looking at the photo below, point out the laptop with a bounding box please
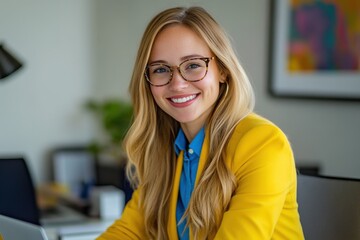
[0,214,48,240]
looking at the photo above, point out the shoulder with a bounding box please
[226,113,294,172]
[230,113,287,145]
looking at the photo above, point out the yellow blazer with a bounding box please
[97,114,304,239]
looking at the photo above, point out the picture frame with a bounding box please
[268,0,360,100]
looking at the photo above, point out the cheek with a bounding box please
[150,87,159,98]
[203,67,221,84]
[198,75,221,95]
[150,87,164,105]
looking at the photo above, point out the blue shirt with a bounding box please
[174,127,205,240]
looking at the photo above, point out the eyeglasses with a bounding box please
[145,57,215,87]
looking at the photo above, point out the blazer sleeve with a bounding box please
[214,124,298,239]
[96,188,147,240]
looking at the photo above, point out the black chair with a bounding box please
[0,157,40,225]
[297,173,360,240]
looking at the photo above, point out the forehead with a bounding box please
[149,24,211,62]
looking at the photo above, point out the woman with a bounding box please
[97,6,304,240]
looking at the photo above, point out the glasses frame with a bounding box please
[145,57,215,87]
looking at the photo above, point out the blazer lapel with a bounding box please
[167,151,183,239]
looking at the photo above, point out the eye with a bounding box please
[151,65,170,74]
[185,63,201,70]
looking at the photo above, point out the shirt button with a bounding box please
[188,148,194,154]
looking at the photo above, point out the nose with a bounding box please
[168,67,188,90]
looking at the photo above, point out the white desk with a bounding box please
[41,205,114,240]
[44,220,113,240]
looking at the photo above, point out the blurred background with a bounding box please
[0,0,359,187]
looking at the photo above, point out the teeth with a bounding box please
[171,95,196,103]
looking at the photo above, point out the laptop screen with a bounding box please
[0,214,48,240]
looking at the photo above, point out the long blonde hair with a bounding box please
[124,6,254,239]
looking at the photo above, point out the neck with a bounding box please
[180,123,203,142]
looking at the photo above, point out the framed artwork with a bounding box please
[269,0,360,100]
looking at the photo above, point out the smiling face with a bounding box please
[148,24,225,140]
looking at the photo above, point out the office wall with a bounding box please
[0,0,97,183]
[0,0,359,184]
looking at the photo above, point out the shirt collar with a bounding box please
[174,127,205,157]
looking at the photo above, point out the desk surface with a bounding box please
[44,220,113,240]
[41,205,113,240]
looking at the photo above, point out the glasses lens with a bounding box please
[145,58,210,86]
[146,64,171,86]
[180,58,207,81]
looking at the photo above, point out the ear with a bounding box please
[219,70,227,83]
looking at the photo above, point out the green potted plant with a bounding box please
[85,99,133,164]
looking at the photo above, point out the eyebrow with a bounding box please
[148,54,207,65]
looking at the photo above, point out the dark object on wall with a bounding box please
[297,164,320,175]
[0,44,23,80]
[0,157,40,225]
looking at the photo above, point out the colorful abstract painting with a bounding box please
[288,0,360,72]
